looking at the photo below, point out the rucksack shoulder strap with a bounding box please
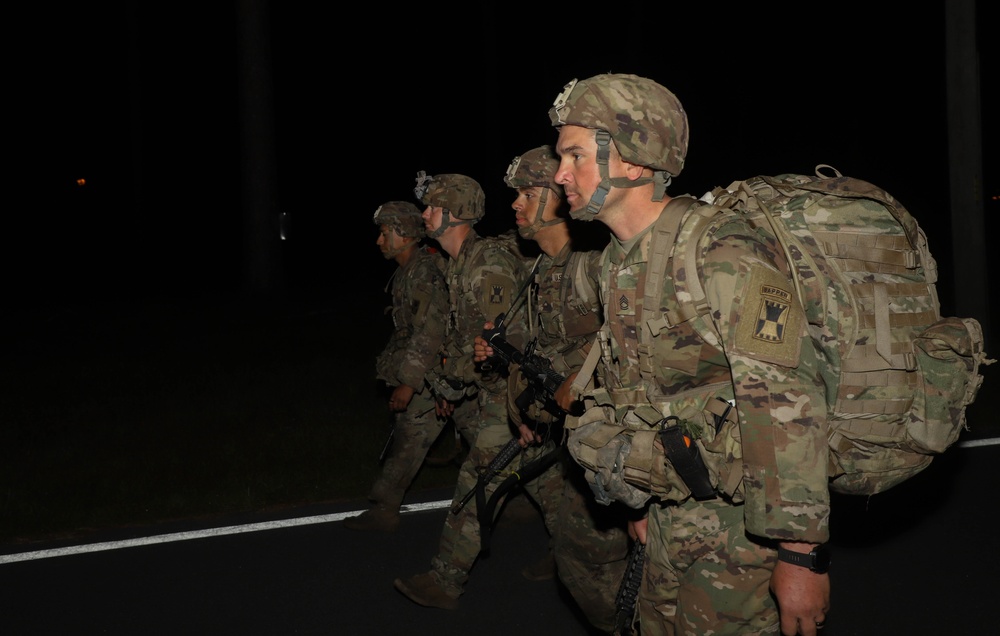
[642,196,704,338]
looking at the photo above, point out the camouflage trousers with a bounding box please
[639,498,780,636]
[431,390,513,594]
[368,390,446,511]
[549,458,631,633]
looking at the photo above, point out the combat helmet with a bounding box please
[414,171,485,239]
[373,200,424,259]
[504,145,566,239]
[548,73,689,219]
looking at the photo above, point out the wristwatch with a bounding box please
[777,544,831,574]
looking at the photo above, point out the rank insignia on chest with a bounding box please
[752,285,793,343]
[619,294,629,311]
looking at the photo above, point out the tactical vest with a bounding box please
[534,245,602,376]
[580,199,745,502]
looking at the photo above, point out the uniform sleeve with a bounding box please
[471,244,530,353]
[701,225,830,543]
[397,254,449,390]
[552,249,604,372]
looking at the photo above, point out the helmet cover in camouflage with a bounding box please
[373,200,424,238]
[413,171,485,222]
[504,145,565,198]
[548,73,689,177]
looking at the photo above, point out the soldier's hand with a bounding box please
[473,321,495,362]
[435,397,456,418]
[389,384,416,412]
[770,550,830,636]
[516,422,538,447]
[554,373,579,411]
[628,517,648,545]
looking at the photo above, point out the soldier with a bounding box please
[343,201,451,533]
[548,74,832,635]
[393,172,533,610]
[474,144,631,633]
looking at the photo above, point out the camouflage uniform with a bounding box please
[503,146,631,633]
[550,75,831,635]
[369,247,450,511]
[401,173,533,603]
[348,201,450,531]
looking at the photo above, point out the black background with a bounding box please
[10,2,997,316]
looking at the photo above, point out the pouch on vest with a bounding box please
[566,410,652,509]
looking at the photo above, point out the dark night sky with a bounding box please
[11,2,996,316]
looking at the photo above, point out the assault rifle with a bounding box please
[480,325,584,419]
[612,540,645,636]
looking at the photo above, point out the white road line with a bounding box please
[3,437,998,565]
[0,500,450,565]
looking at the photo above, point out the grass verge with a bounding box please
[0,295,463,546]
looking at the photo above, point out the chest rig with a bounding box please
[591,198,731,423]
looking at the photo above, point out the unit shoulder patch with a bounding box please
[481,271,514,319]
[733,263,803,368]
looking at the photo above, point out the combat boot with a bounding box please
[521,552,556,581]
[342,505,400,532]
[393,571,460,610]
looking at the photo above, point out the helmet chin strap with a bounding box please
[518,187,565,239]
[570,130,672,221]
[425,210,472,239]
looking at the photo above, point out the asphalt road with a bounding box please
[1,440,996,636]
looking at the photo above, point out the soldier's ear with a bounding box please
[623,160,648,182]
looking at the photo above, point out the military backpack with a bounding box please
[647,165,993,496]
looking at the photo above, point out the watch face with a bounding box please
[811,545,831,573]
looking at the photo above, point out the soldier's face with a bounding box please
[511,186,542,223]
[376,224,404,259]
[554,125,601,214]
[512,186,563,240]
[422,205,443,234]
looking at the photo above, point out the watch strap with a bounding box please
[777,544,830,573]
[777,546,811,569]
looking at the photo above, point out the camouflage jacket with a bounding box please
[592,200,830,543]
[375,245,449,392]
[534,243,603,377]
[441,230,532,395]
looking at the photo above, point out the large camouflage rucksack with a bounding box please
[648,165,993,496]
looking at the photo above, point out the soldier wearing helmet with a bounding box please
[550,74,832,634]
[372,200,425,258]
[549,73,688,221]
[344,201,450,533]
[414,171,486,239]
[395,171,534,611]
[503,144,567,239]
[473,144,630,632]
